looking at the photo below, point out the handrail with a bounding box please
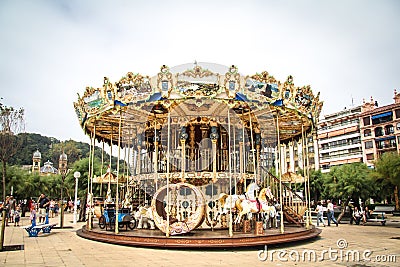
[260,166,305,203]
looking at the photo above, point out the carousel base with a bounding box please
[77,224,321,248]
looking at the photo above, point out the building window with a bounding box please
[365,141,373,149]
[396,109,400,119]
[363,117,371,126]
[374,127,384,137]
[385,125,394,135]
[372,112,393,125]
[390,138,396,148]
[366,153,374,160]
[322,164,330,170]
[376,140,384,149]
[364,129,372,137]
[397,122,400,130]
[308,146,314,153]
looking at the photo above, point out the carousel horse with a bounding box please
[134,205,155,229]
[121,192,133,210]
[86,193,94,219]
[234,187,276,224]
[215,182,260,221]
[262,202,278,229]
[105,188,113,204]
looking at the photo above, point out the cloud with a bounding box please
[0,0,399,142]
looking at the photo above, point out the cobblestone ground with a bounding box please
[0,213,399,267]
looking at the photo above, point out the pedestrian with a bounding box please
[363,206,372,224]
[14,206,21,226]
[68,199,73,213]
[8,196,16,223]
[29,205,37,225]
[353,206,363,225]
[49,199,55,218]
[38,193,50,223]
[315,201,326,227]
[348,203,354,225]
[327,200,338,226]
[54,199,59,216]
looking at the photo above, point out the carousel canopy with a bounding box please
[74,62,323,146]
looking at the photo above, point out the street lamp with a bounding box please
[73,171,80,224]
[59,151,68,229]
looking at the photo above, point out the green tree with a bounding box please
[0,102,25,201]
[372,152,400,210]
[324,162,374,222]
[64,157,105,221]
[309,169,326,203]
[0,101,25,251]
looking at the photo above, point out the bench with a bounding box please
[373,205,395,214]
[366,212,386,226]
[22,223,57,237]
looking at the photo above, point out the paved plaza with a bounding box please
[0,213,399,267]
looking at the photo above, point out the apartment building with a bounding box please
[360,91,400,167]
[317,106,363,173]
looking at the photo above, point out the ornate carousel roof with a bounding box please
[74,62,323,145]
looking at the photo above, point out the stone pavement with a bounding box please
[0,212,399,267]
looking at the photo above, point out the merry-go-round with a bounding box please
[74,62,323,248]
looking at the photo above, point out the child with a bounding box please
[29,205,37,226]
[14,206,21,226]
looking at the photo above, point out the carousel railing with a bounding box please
[261,167,307,225]
[138,148,241,174]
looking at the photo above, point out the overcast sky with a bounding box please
[1,0,399,144]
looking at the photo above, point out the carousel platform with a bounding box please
[77,224,321,248]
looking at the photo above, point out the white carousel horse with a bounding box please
[121,192,132,210]
[264,186,275,201]
[134,205,155,229]
[262,203,278,229]
[215,182,260,221]
[105,188,113,204]
[234,187,276,224]
[85,193,94,219]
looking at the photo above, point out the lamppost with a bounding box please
[59,151,68,229]
[73,171,80,224]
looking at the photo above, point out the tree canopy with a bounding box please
[323,162,374,205]
[372,152,400,210]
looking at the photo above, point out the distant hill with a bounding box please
[10,133,116,167]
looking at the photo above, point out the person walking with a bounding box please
[315,201,326,227]
[327,200,338,226]
[8,196,16,223]
[38,193,50,223]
